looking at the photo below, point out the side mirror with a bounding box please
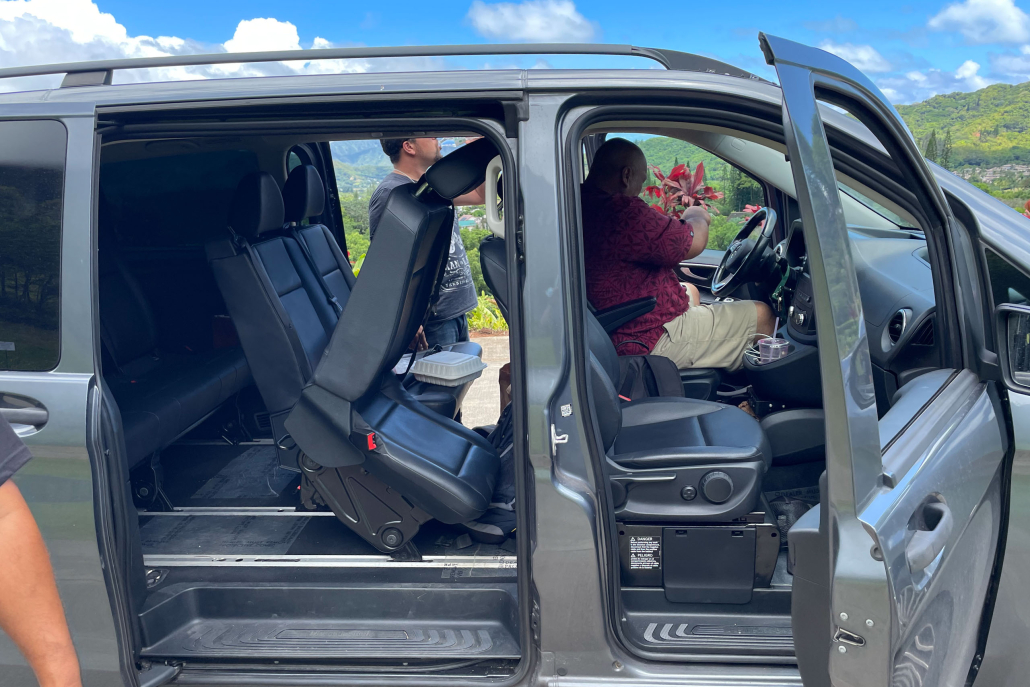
[997,304,1030,388]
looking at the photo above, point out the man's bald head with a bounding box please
[585,138,648,197]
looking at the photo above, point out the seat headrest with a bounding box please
[229,171,284,240]
[425,137,499,200]
[283,165,326,223]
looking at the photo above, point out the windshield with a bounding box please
[838,182,920,231]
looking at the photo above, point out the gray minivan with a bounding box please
[1,34,1029,687]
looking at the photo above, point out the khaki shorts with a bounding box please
[651,301,760,372]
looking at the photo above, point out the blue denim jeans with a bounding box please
[424,314,470,347]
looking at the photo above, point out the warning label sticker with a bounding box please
[629,536,661,570]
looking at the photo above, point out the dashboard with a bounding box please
[773,221,939,409]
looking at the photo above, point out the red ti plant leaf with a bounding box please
[1023,200,1030,219]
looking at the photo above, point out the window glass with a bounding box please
[287,149,303,174]
[985,247,1030,307]
[838,181,919,230]
[0,120,66,371]
[603,133,767,251]
[100,149,259,247]
[985,247,1030,383]
[328,140,391,268]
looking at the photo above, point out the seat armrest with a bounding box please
[593,297,657,334]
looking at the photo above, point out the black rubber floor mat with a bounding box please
[139,515,309,555]
[191,445,296,500]
[159,443,300,508]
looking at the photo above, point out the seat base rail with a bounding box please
[299,454,431,556]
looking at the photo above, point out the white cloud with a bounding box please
[928,0,1030,44]
[467,0,596,42]
[818,41,892,72]
[876,60,994,103]
[987,43,1030,78]
[223,18,302,53]
[0,0,448,92]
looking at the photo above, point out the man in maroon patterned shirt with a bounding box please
[582,139,775,370]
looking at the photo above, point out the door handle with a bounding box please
[906,501,953,572]
[1,395,49,430]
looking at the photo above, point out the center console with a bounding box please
[743,329,821,409]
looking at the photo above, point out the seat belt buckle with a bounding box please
[366,432,378,451]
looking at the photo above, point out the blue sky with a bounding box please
[3,0,1030,102]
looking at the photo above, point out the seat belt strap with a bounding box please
[234,232,313,380]
[291,226,344,317]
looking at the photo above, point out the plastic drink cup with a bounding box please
[758,337,790,363]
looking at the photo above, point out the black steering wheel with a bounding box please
[710,207,778,297]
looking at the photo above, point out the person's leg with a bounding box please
[456,313,470,342]
[755,300,776,336]
[423,316,464,347]
[651,300,762,371]
[685,282,701,308]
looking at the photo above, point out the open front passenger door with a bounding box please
[760,33,1009,687]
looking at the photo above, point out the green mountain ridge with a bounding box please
[897,81,1030,168]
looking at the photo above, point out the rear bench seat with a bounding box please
[99,249,251,468]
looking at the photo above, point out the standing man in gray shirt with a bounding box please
[368,137,484,346]
[0,415,81,687]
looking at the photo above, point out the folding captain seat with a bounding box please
[286,138,502,557]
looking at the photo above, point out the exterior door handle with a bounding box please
[0,397,49,429]
[906,501,953,572]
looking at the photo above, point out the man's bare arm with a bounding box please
[0,480,81,687]
[681,206,711,260]
[453,182,486,207]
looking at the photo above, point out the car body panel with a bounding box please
[0,109,123,684]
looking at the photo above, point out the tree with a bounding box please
[940,129,953,169]
[924,129,939,163]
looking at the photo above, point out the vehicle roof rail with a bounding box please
[0,43,769,88]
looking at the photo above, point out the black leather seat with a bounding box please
[208,170,480,466]
[584,312,769,521]
[284,164,480,412]
[99,250,251,469]
[286,138,502,555]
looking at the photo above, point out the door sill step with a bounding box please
[141,585,520,661]
[144,553,517,568]
[143,620,518,660]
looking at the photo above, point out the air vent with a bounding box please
[886,310,908,347]
[255,412,271,430]
[911,320,935,346]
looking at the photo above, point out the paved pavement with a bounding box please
[462,334,509,430]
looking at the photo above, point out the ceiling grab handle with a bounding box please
[485,155,504,238]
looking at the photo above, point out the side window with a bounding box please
[604,133,767,251]
[328,140,389,268]
[985,247,1030,384]
[287,150,303,174]
[985,247,1030,307]
[0,120,66,371]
